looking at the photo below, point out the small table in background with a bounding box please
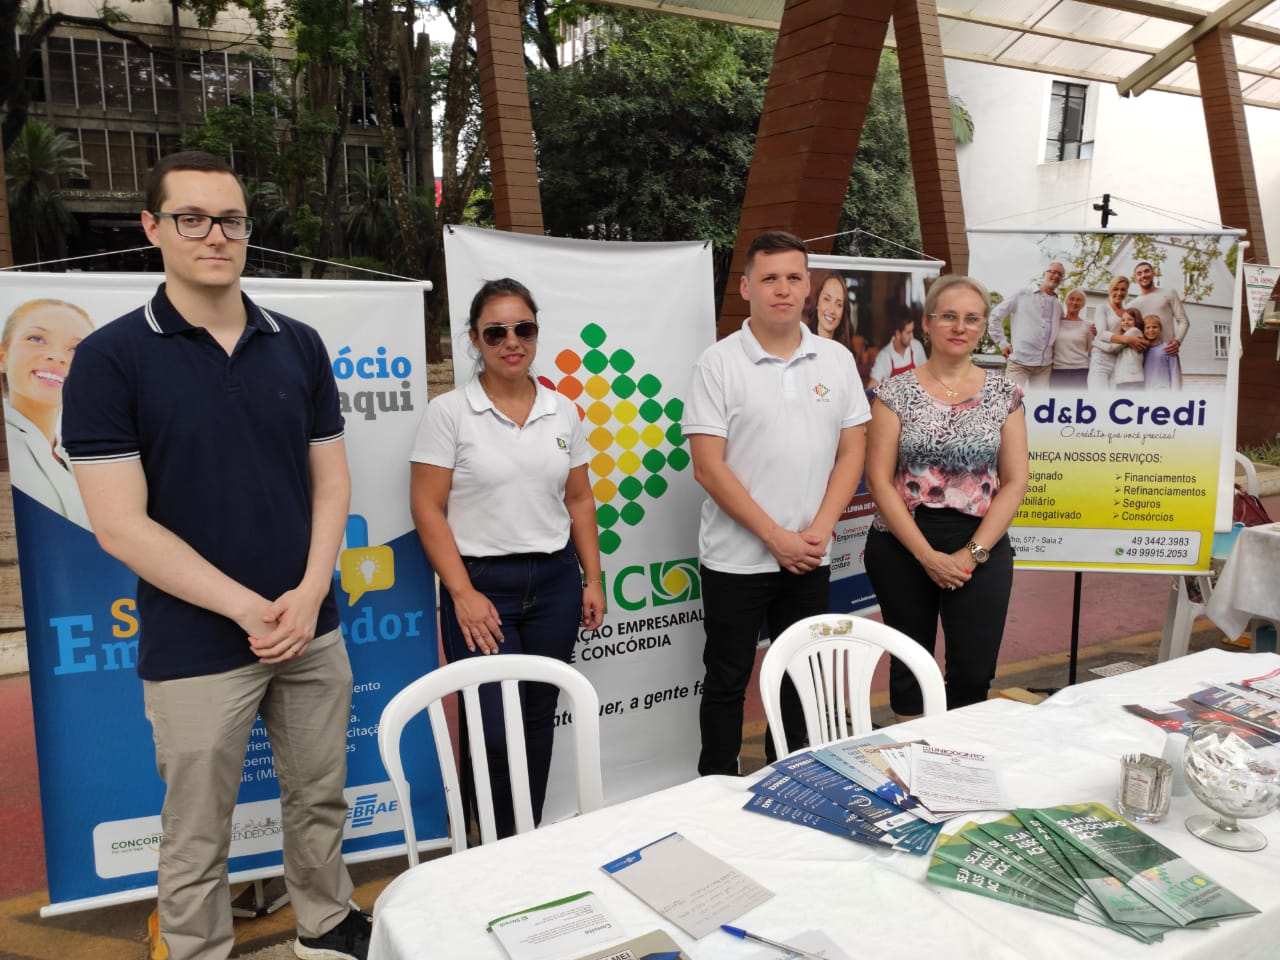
[1207,523,1280,652]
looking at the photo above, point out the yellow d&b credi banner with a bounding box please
[967,229,1244,573]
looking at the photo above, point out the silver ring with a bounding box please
[291,645,299,654]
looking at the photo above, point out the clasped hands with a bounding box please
[766,524,830,575]
[244,586,325,664]
[922,547,974,592]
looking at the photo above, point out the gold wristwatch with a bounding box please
[966,540,990,564]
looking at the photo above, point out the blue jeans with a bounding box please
[439,543,582,838]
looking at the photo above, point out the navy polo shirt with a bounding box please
[62,283,345,681]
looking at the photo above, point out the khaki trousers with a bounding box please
[1003,359,1052,390]
[143,628,354,960]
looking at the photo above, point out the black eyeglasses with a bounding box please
[152,212,254,240]
[479,321,539,346]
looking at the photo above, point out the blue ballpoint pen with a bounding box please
[720,924,828,960]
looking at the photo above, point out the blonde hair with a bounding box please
[3,299,91,348]
[1,299,93,399]
[924,274,991,317]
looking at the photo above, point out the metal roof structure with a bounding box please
[595,0,1280,110]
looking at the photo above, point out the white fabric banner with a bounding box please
[442,226,714,804]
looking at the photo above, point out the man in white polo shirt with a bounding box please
[684,230,870,775]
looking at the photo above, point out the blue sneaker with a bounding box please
[294,909,372,960]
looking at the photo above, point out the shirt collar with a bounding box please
[464,375,558,423]
[739,317,817,365]
[144,282,281,336]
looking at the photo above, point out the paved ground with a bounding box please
[1,470,1275,958]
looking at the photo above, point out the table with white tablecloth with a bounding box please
[370,649,1280,960]
[1207,522,1280,646]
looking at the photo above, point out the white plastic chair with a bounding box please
[377,654,604,864]
[1158,452,1257,661]
[759,613,947,760]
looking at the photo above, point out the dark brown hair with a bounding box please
[744,230,808,273]
[467,278,539,333]
[803,270,853,348]
[144,150,243,212]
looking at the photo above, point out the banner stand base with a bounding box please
[230,877,290,919]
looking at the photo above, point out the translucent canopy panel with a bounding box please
[594,0,1280,109]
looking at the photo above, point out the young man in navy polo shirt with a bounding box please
[62,152,368,960]
[684,231,870,775]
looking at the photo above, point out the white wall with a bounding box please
[947,58,1280,250]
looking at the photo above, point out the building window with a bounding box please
[1045,81,1087,162]
[101,41,129,110]
[47,37,76,106]
[128,47,157,114]
[73,39,104,111]
[79,127,110,190]
[1214,321,1230,360]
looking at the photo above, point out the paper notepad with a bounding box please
[601,832,772,938]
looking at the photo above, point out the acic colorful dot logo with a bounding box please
[539,322,688,555]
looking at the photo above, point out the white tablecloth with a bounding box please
[370,649,1280,960]
[1207,523,1280,639]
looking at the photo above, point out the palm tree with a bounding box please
[5,120,84,266]
[343,161,398,268]
[244,179,294,275]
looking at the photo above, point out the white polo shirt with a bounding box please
[410,377,588,556]
[683,320,871,574]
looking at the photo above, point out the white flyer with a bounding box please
[488,891,623,960]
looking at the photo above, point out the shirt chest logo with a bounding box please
[812,382,832,402]
[556,436,569,452]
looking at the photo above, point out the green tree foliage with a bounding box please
[1177,234,1221,303]
[5,118,82,264]
[531,15,933,288]
[1060,232,1123,294]
[834,51,922,260]
[529,9,773,277]
[180,87,287,183]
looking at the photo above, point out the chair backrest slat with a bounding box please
[759,614,947,761]
[377,655,604,865]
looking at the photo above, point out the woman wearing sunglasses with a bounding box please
[410,277,605,838]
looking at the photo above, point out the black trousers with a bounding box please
[697,564,830,775]
[864,507,1014,715]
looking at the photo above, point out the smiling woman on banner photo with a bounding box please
[1,298,93,527]
[409,277,605,839]
[864,274,1029,720]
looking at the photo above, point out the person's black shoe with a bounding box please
[294,908,372,960]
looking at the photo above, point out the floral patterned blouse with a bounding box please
[872,371,1023,530]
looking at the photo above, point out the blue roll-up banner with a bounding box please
[1,274,446,914]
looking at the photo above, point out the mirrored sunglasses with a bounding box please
[480,321,539,346]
